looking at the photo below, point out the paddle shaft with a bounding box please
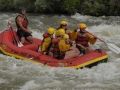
[84,29,120,54]
[10,27,17,46]
[84,29,107,45]
[8,22,20,46]
[8,22,18,46]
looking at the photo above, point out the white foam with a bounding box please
[20,80,40,90]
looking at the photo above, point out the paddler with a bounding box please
[52,29,80,59]
[70,23,97,54]
[41,27,55,55]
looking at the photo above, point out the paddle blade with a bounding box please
[107,43,120,54]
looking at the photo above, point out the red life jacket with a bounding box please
[15,15,28,29]
[41,32,52,44]
[75,32,89,47]
[43,32,50,38]
[52,38,60,58]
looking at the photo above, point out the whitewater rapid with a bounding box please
[0,12,120,90]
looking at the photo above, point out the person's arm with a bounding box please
[55,30,59,38]
[58,40,70,52]
[69,31,78,40]
[87,33,97,44]
[69,24,79,40]
[16,16,32,34]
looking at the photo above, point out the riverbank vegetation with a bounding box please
[0,0,120,16]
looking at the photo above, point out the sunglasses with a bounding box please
[62,24,67,26]
[80,28,85,29]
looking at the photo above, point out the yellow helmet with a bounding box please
[63,34,69,39]
[79,23,86,29]
[58,29,65,36]
[60,20,67,25]
[47,27,55,34]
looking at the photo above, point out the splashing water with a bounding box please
[0,12,120,90]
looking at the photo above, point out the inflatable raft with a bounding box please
[0,24,108,69]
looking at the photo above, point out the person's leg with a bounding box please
[21,37,26,44]
[85,47,93,53]
[70,46,80,54]
[64,50,79,59]
[17,29,26,44]
[25,32,34,44]
[26,36,34,44]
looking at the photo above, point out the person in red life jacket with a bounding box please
[58,34,80,59]
[70,23,97,54]
[41,27,55,55]
[15,7,33,45]
[56,20,71,36]
[52,29,65,59]
[52,28,80,59]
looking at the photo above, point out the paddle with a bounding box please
[84,29,120,54]
[8,21,23,47]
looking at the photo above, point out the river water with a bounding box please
[0,12,120,90]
